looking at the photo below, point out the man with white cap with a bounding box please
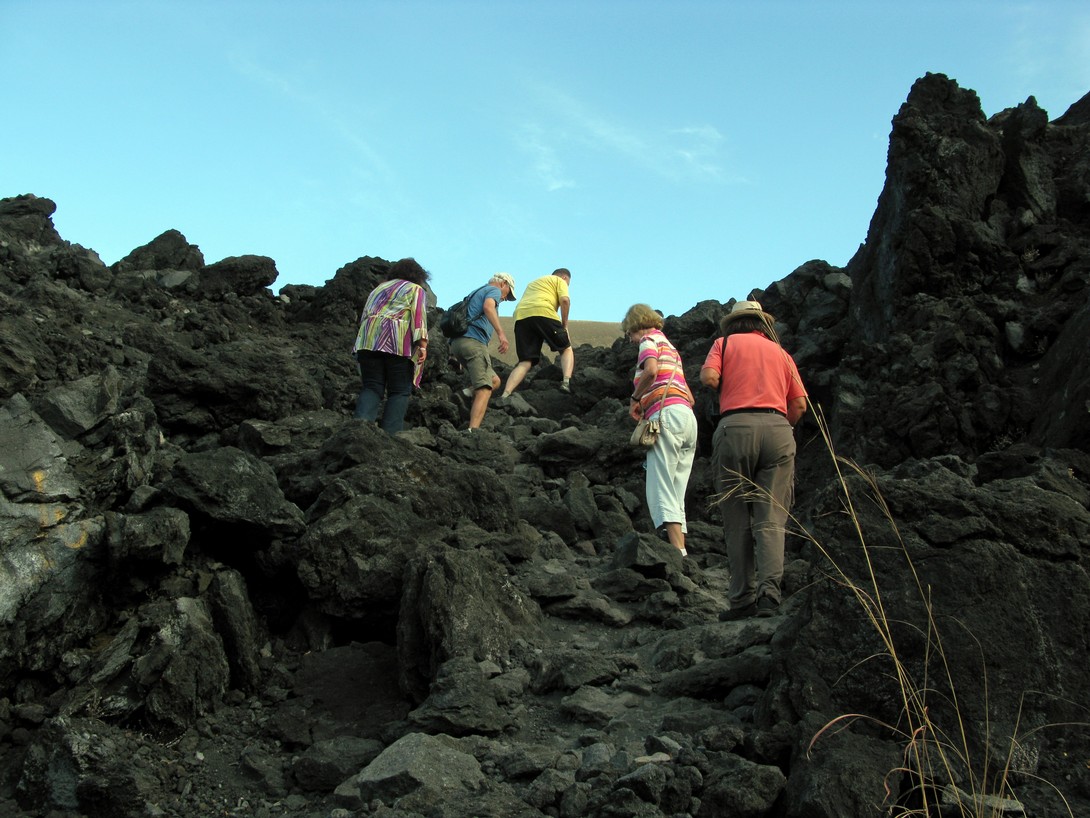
[700,299,808,620]
[450,272,516,429]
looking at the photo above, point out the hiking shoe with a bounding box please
[756,595,780,618]
[560,382,571,393]
[718,602,757,622]
[461,386,474,398]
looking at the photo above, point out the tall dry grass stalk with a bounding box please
[713,402,1077,817]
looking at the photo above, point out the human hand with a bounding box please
[497,335,509,355]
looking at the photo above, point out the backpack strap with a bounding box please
[465,285,490,321]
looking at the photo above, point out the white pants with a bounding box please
[644,404,698,530]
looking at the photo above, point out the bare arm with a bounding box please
[700,339,722,388]
[559,296,570,326]
[629,357,658,420]
[482,297,509,354]
[632,357,658,398]
[412,286,429,362]
[787,396,807,427]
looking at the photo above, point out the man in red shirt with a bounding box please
[700,300,807,620]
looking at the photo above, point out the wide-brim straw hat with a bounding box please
[721,299,775,326]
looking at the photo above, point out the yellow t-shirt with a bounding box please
[513,275,570,321]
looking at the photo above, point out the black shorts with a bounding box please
[513,316,571,363]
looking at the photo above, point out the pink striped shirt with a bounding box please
[634,329,692,419]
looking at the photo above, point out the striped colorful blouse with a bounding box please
[352,279,429,385]
[634,329,693,420]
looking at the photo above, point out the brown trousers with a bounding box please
[712,412,796,606]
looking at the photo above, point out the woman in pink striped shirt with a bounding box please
[622,304,698,556]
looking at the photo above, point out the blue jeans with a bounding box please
[354,350,414,433]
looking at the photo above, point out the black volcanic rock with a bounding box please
[0,194,63,246]
[200,253,280,297]
[113,228,205,274]
[806,73,1090,467]
[1,73,1089,818]
[1054,88,1090,126]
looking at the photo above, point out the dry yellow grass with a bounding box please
[491,317,622,366]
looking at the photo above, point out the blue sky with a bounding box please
[3,1,1088,321]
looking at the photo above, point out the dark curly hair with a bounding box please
[388,258,431,288]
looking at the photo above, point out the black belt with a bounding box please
[720,408,786,418]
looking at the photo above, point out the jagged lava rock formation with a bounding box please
[1,73,1088,817]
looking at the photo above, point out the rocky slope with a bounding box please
[1,73,1088,818]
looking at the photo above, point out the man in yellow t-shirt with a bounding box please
[501,268,573,397]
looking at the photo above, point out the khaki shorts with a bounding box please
[450,336,496,391]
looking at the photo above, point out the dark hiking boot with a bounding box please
[719,602,757,621]
[756,595,780,618]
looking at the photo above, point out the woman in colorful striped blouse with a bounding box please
[352,258,430,433]
[621,303,698,556]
